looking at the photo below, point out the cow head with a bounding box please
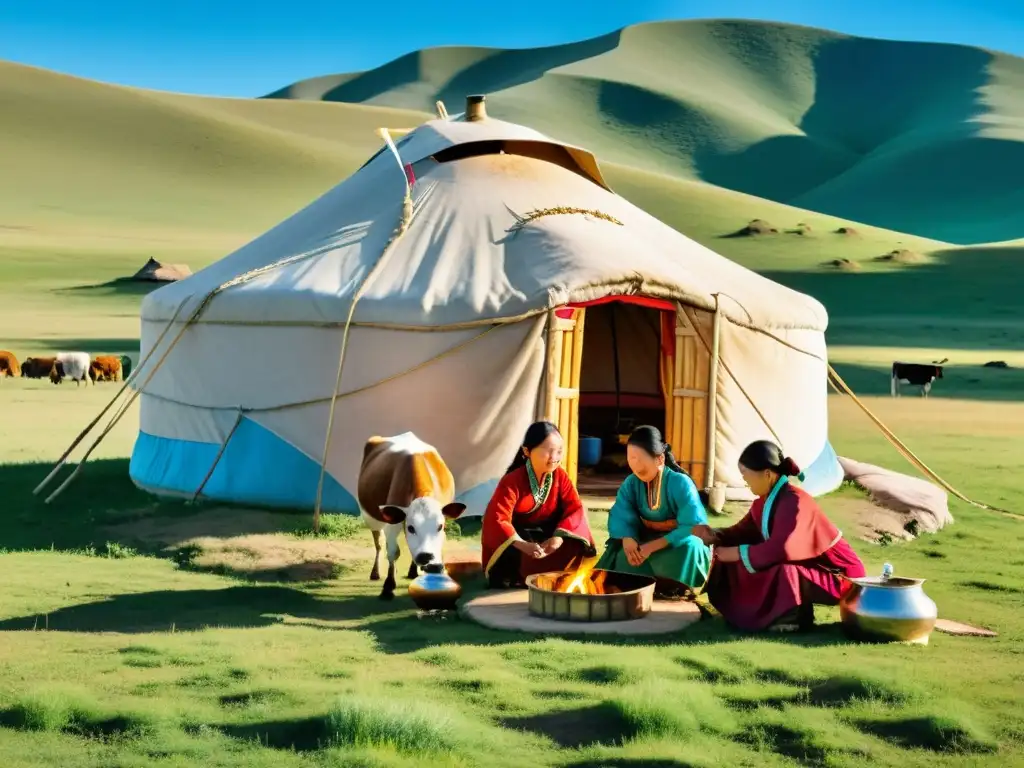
[21,358,31,377]
[378,498,466,567]
[935,366,944,379]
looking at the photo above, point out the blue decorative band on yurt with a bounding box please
[799,440,845,497]
[129,416,497,517]
[129,417,358,513]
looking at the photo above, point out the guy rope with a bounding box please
[694,293,1017,519]
[34,126,420,510]
[312,127,418,533]
[826,364,1020,519]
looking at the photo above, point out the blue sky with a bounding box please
[2,0,1022,97]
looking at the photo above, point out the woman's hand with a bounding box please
[513,540,545,559]
[715,546,740,563]
[691,524,718,546]
[635,542,658,564]
[540,537,563,555]
[622,537,643,566]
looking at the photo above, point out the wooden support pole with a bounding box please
[543,311,565,422]
[705,295,722,491]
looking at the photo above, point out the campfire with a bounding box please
[533,558,622,595]
[526,560,657,622]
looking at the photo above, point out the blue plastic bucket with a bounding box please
[578,436,603,467]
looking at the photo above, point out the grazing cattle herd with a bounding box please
[2,349,954,401]
[0,350,133,385]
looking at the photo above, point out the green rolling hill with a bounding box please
[0,52,940,274]
[265,18,1024,245]
[1,20,1021,384]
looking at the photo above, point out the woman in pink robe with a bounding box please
[693,440,866,632]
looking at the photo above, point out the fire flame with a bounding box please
[552,557,609,595]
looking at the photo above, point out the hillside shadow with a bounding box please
[321,51,422,103]
[764,245,1024,354]
[315,31,621,110]
[698,133,857,203]
[692,36,997,236]
[593,80,723,176]
[10,338,139,354]
[434,32,621,112]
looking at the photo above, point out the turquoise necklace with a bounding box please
[526,461,553,507]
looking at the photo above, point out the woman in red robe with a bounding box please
[693,440,866,632]
[482,421,596,588]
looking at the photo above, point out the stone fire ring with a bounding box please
[461,589,701,636]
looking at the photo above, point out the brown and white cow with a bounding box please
[357,432,465,600]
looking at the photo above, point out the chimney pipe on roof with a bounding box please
[465,94,487,122]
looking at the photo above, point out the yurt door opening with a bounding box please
[542,298,712,497]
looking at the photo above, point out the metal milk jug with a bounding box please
[408,563,463,611]
[839,563,938,644]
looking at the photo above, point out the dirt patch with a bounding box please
[106,506,480,582]
[834,226,860,237]
[822,258,861,271]
[826,496,920,544]
[786,222,812,236]
[874,249,926,264]
[177,534,367,581]
[111,506,299,544]
[838,457,953,541]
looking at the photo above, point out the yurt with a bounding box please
[128,95,844,518]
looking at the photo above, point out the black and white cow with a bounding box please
[891,359,947,397]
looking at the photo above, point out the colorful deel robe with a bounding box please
[705,476,867,631]
[481,464,596,587]
[595,467,712,590]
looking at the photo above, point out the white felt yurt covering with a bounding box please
[128,98,844,516]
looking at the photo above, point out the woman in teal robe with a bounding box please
[595,426,712,596]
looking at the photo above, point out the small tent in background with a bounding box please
[127,95,844,519]
[131,258,192,283]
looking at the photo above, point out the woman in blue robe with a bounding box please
[595,426,712,597]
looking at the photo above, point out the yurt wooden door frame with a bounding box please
[541,297,717,489]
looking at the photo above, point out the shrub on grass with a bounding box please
[2,689,160,739]
[294,514,363,540]
[324,697,459,753]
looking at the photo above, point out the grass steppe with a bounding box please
[2,19,1024,767]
